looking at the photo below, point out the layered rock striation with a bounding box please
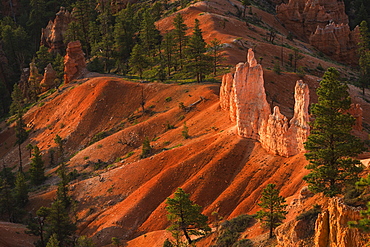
[220,49,310,157]
[41,7,72,54]
[64,40,87,84]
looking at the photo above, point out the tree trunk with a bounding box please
[183,228,192,244]
[18,143,23,173]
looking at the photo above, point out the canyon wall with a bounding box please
[220,49,309,157]
[277,0,358,64]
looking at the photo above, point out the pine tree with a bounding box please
[348,176,370,231]
[56,163,71,209]
[208,38,225,76]
[13,172,28,208]
[185,19,212,83]
[173,14,188,70]
[139,9,161,59]
[46,233,60,247]
[165,188,210,245]
[0,179,15,221]
[304,67,365,197]
[26,206,50,247]
[162,31,175,76]
[46,199,76,247]
[113,4,138,74]
[256,184,287,238]
[10,83,28,173]
[129,44,149,79]
[182,122,189,139]
[140,137,152,159]
[30,145,46,186]
[35,45,53,74]
[358,20,370,95]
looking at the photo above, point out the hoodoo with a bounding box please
[220,49,310,157]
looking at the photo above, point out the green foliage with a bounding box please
[46,233,60,247]
[141,137,152,159]
[13,172,29,208]
[182,122,189,139]
[129,44,149,79]
[304,67,365,197]
[56,163,71,209]
[173,14,188,70]
[208,38,225,76]
[30,145,46,186]
[358,20,370,95]
[256,183,287,238]
[184,19,212,83]
[165,188,210,244]
[273,62,281,75]
[35,45,53,73]
[216,214,254,247]
[111,237,121,247]
[163,238,174,247]
[76,236,95,247]
[348,174,370,231]
[296,204,321,221]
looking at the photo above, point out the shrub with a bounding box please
[140,137,152,158]
[182,122,189,139]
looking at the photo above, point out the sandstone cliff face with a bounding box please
[41,7,72,54]
[220,49,310,157]
[64,40,87,84]
[276,0,348,41]
[309,23,359,65]
[315,198,366,247]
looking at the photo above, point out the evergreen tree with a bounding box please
[139,9,162,61]
[76,236,95,247]
[46,199,76,247]
[0,165,15,186]
[358,20,370,95]
[208,38,225,76]
[140,137,152,159]
[13,172,28,208]
[256,184,287,238]
[182,121,189,139]
[304,67,365,197]
[30,145,46,186]
[173,14,187,70]
[165,188,210,245]
[0,178,15,221]
[10,83,28,173]
[113,4,137,74]
[46,233,60,247]
[54,134,64,162]
[348,176,370,231]
[26,206,49,247]
[129,44,149,79]
[35,45,53,74]
[162,31,175,76]
[185,19,212,83]
[56,163,71,209]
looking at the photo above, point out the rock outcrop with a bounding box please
[41,7,72,54]
[40,63,57,92]
[277,0,358,64]
[277,0,348,41]
[309,23,359,65]
[220,49,310,157]
[314,198,366,247]
[64,41,87,84]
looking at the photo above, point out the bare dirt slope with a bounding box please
[1,0,370,246]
